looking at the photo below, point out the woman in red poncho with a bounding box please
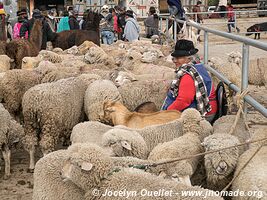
[162,39,218,123]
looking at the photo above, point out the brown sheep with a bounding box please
[102,101,181,129]
[6,20,43,69]
[134,101,159,113]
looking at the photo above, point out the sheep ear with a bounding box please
[81,162,93,171]
[121,140,132,151]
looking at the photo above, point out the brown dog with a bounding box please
[102,101,181,129]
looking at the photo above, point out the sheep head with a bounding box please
[114,71,137,87]
[102,128,149,159]
[227,51,242,66]
[61,143,114,191]
[203,134,240,190]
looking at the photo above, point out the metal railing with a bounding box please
[158,16,267,118]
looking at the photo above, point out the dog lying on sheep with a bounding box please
[102,100,181,129]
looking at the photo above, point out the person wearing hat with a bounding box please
[192,1,204,41]
[144,6,159,38]
[123,10,140,42]
[0,7,7,41]
[13,9,29,39]
[68,10,79,30]
[162,39,217,122]
[99,7,116,45]
[20,9,56,50]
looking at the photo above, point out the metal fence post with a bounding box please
[160,17,162,33]
[204,31,208,65]
[174,20,177,44]
[241,44,250,115]
[166,18,169,37]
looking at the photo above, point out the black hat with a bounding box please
[171,39,198,57]
[32,9,42,19]
[125,10,134,18]
[20,8,27,15]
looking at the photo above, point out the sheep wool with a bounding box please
[148,131,203,184]
[71,121,113,146]
[0,55,12,72]
[101,128,149,159]
[33,150,84,200]
[0,103,25,179]
[22,74,100,170]
[118,79,170,111]
[84,79,122,121]
[203,133,241,191]
[62,143,224,200]
[231,128,267,200]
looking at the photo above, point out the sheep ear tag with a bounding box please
[81,162,93,171]
[121,141,132,151]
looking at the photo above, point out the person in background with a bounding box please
[13,9,28,39]
[162,39,217,123]
[57,10,70,32]
[20,9,56,50]
[100,6,115,45]
[226,3,240,33]
[192,1,204,41]
[123,10,140,42]
[117,6,126,40]
[80,11,88,30]
[111,8,120,42]
[0,6,6,41]
[167,0,185,34]
[144,6,159,38]
[69,10,79,30]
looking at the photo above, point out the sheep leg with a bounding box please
[2,145,11,179]
[28,147,35,172]
[23,122,38,172]
[39,121,59,157]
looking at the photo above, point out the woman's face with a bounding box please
[172,56,189,67]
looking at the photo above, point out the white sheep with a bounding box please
[84,79,122,121]
[22,74,100,170]
[84,46,115,67]
[38,50,63,63]
[70,121,112,146]
[0,55,13,72]
[21,56,41,70]
[101,128,149,159]
[120,49,174,75]
[203,133,241,191]
[114,70,175,86]
[231,128,267,200]
[78,40,97,55]
[118,79,171,111]
[0,103,25,179]
[148,131,203,186]
[71,108,212,153]
[33,150,84,200]
[227,51,267,87]
[61,143,224,200]
[203,114,251,191]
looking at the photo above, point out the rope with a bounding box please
[130,137,267,169]
[229,89,249,135]
[222,144,263,191]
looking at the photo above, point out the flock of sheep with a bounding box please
[0,39,266,200]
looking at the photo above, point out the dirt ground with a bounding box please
[1,17,267,200]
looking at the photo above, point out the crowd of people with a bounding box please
[0,4,148,45]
